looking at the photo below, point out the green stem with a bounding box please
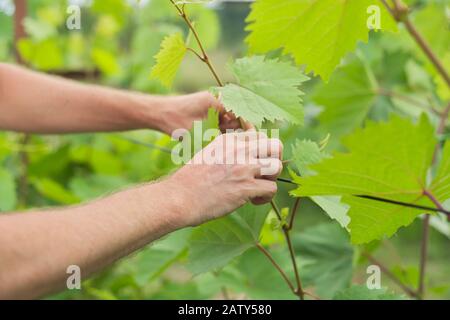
[271,201,305,300]
[363,252,421,299]
[256,243,296,294]
[382,0,450,87]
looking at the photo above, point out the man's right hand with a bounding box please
[163,131,283,228]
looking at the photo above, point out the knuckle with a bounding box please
[268,182,278,195]
[271,138,283,157]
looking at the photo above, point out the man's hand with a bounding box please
[0,130,282,299]
[163,131,283,227]
[0,64,239,135]
[157,91,241,135]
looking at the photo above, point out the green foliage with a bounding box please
[1,0,449,301]
[246,0,397,80]
[0,169,17,211]
[313,57,377,138]
[151,33,187,88]
[188,204,269,274]
[290,140,350,228]
[291,116,448,244]
[214,56,309,127]
[293,223,354,298]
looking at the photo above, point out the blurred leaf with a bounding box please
[132,229,191,286]
[23,17,56,41]
[89,149,123,175]
[218,248,296,299]
[18,38,63,70]
[69,175,129,201]
[91,48,121,76]
[0,169,17,211]
[391,265,419,289]
[95,15,121,38]
[91,0,129,26]
[188,203,269,274]
[293,222,354,298]
[313,58,377,138]
[405,59,433,91]
[189,5,220,51]
[31,178,80,205]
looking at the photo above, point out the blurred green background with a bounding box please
[0,0,448,300]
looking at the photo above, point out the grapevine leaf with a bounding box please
[333,285,406,300]
[213,248,296,300]
[291,116,446,244]
[313,58,377,138]
[150,32,187,88]
[214,56,308,127]
[293,223,354,298]
[131,229,191,285]
[246,0,397,80]
[290,140,350,228]
[187,203,269,274]
[0,169,17,211]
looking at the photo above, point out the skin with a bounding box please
[0,63,283,299]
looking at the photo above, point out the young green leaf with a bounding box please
[150,32,187,88]
[246,0,397,80]
[291,116,448,244]
[213,56,308,127]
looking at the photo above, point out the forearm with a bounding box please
[0,179,188,299]
[0,63,171,134]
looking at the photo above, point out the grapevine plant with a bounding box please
[146,0,450,300]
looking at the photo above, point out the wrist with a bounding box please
[135,176,199,231]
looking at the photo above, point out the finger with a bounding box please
[235,130,268,141]
[254,138,283,160]
[247,180,278,205]
[220,118,241,131]
[255,158,283,181]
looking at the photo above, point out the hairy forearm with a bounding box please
[0,179,188,299]
[0,63,170,134]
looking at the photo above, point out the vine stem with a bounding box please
[377,88,441,116]
[170,0,249,129]
[270,201,305,300]
[169,0,302,298]
[382,0,450,87]
[382,0,450,300]
[417,103,450,298]
[256,243,296,294]
[363,253,421,299]
[287,198,301,231]
[170,0,223,86]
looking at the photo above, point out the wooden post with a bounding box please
[13,0,27,63]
